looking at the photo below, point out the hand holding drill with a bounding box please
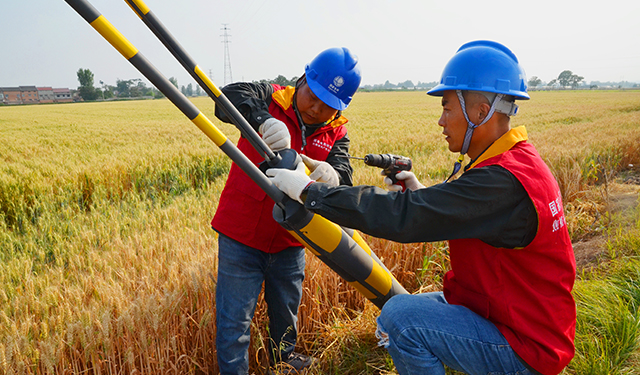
[351,153,424,192]
[383,170,425,192]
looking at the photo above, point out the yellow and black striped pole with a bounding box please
[119,0,407,305]
[64,0,407,308]
[63,0,284,205]
[117,0,406,305]
[124,0,278,166]
[274,204,407,306]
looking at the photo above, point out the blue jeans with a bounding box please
[376,292,533,375]
[215,233,306,375]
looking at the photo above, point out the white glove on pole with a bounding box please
[301,154,340,187]
[266,161,314,204]
[259,118,291,151]
[383,170,425,192]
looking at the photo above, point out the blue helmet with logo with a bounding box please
[428,40,529,100]
[305,47,362,110]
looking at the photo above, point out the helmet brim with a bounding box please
[427,85,530,100]
[306,78,349,110]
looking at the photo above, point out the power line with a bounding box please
[221,24,233,86]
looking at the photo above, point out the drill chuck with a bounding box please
[363,154,412,171]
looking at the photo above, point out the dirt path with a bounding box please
[573,179,640,273]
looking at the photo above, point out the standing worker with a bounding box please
[213,47,361,375]
[267,40,576,375]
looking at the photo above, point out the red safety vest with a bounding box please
[212,85,348,253]
[444,127,576,375]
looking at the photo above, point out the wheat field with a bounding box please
[1,90,639,374]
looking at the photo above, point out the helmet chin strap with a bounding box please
[444,90,503,182]
[292,77,340,151]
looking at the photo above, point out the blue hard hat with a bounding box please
[428,40,530,100]
[305,47,362,110]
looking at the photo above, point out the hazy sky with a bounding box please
[2,0,639,90]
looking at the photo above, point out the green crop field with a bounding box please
[1,90,639,374]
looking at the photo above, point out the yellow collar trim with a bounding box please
[272,86,296,110]
[468,126,528,169]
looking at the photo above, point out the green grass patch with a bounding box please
[565,213,640,374]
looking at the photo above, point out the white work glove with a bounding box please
[259,118,290,151]
[301,154,340,187]
[383,170,425,192]
[266,160,314,204]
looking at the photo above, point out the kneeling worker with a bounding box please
[267,40,576,375]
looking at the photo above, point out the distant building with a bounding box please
[53,88,73,103]
[0,86,43,105]
[19,86,39,104]
[37,87,55,103]
[0,87,23,105]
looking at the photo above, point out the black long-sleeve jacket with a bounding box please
[303,164,538,249]
[215,82,353,185]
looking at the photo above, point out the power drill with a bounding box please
[350,153,413,189]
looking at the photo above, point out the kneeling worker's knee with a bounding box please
[376,294,414,348]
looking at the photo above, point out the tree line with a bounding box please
[76,68,209,101]
[76,69,304,101]
[528,70,584,89]
[76,68,639,101]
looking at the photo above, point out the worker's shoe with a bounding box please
[267,352,315,374]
